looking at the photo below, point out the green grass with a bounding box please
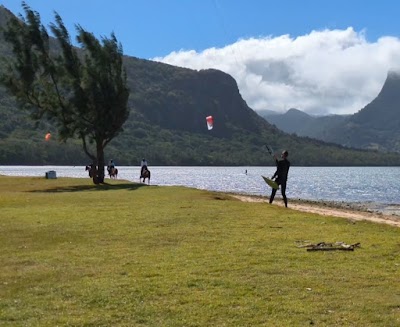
[0,176,399,326]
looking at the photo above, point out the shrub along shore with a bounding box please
[1,176,399,326]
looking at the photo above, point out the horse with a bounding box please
[108,167,118,179]
[140,167,151,184]
[85,164,95,178]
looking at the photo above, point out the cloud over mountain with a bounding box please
[153,28,400,115]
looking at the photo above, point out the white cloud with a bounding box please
[152,28,400,115]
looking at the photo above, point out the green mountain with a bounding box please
[259,72,400,153]
[1,5,400,166]
[260,108,349,141]
[261,108,318,135]
[328,71,400,151]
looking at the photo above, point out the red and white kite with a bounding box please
[206,116,213,130]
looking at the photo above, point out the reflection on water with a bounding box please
[1,165,399,205]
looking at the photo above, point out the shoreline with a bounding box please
[228,193,400,228]
[1,174,399,227]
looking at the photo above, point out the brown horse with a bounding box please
[108,167,118,179]
[140,168,151,184]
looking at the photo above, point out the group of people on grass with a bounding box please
[87,158,150,179]
[106,158,149,179]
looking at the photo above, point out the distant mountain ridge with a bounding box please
[259,71,400,152]
[1,5,400,166]
[259,108,349,140]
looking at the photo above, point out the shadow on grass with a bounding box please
[28,182,153,193]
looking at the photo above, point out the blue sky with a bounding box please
[2,0,400,115]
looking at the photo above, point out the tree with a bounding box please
[0,2,130,183]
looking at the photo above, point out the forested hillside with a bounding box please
[259,72,400,153]
[260,108,348,140]
[329,71,400,151]
[1,5,400,166]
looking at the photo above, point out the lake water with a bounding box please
[1,166,399,206]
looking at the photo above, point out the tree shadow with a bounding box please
[28,182,153,193]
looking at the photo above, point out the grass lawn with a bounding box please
[0,176,399,326]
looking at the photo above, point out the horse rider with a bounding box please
[108,159,115,172]
[140,158,148,177]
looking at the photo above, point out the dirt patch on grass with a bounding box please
[230,194,400,228]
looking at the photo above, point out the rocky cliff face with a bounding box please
[351,71,400,128]
[124,57,275,138]
[328,71,400,151]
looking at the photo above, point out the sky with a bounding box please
[2,0,400,115]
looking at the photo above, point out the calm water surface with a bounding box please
[1,166,399,205]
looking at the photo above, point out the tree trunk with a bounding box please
[91,165,100,184]
[96,142,105,184]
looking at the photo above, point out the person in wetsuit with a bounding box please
[269,150,290,207]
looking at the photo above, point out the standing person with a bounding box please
[140,158,148,177]
[269,150,290,207]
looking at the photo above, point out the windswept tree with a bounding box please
[1,2,130,183]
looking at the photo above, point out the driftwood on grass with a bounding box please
[296,241,361,252]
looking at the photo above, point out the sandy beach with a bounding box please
[230,194,400,228]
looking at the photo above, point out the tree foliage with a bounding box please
[0,2,129,182]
